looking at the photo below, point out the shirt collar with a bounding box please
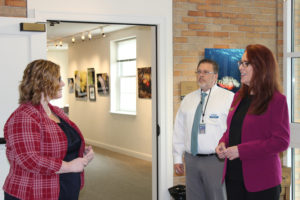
[199,84,217,94]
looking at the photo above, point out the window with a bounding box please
[110,38,136,115]
[284,0,300,199]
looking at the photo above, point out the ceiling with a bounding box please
[47,21,134,48]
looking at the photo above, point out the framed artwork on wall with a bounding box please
[75,70,87,98]
[88,68,95,86]
[89,85,96,101]
[96,73,109,95]
[67,78,74,93]
[138,67,151,99]
[205,48,244,93]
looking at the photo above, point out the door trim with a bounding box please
[35,11,173,200]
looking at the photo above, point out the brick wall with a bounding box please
[173,0,283,113]
[0,0,26,17]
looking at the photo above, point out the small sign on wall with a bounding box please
[180,81,198,100]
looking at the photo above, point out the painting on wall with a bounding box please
[87,68,95,86]
[205,48,244,93]
[68,78,74,93]
[138,67,151,99]
[75,70,87,98]
[96,73,109,95]
[89,85,96,101]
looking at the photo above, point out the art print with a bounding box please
[75,70,87,98]
[138,67,151,99]
[205,48,244,93]
[97,73,109,95]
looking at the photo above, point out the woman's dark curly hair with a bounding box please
[19,59,61,105]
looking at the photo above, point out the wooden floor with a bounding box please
[79,146,152,200]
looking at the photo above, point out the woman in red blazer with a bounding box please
[216,44,290,200]
[3,60,94,200]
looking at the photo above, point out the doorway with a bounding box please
[46,21,157,200]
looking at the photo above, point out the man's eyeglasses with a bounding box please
[238,60,251,68]
[195,70,215,75]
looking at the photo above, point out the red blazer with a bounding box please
[219,91,290,192]
[3,103,85,200]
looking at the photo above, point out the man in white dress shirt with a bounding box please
[173,58,234,200]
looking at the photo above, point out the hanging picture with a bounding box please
[87,68,95,86]
[67,78,74,93]
[89,85,96,101]
[96,73,109,95]
[74,70,87,98]
[205,48,244,93]
[138,67,151,99]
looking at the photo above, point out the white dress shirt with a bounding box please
[173,84,234,164]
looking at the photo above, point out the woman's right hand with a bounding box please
[57,157,88,174]
[69,157,89,172]
[216,142,226,159]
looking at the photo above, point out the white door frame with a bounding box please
[0,16,47,200]
[283,0,300,147]
[33,10,173,200]
[283,0,300,199]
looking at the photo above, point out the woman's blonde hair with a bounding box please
[19,59,61,105]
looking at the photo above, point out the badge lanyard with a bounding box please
[201,89,211,123]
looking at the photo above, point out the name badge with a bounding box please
[199,123,206,134]
[209,114,219,119]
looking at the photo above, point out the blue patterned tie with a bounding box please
[191,92,207,156]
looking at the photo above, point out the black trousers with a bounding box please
[4,192,20,200]
[225,179,281,200]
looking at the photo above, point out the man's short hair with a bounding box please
[197,58,219,73]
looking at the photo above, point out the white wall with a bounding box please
[28,0,171,17]
[47,49,69,107]
[0,18,47,200]
[67,26,152,160]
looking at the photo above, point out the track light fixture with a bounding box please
[101,27,106,38]
[50,25,110,46]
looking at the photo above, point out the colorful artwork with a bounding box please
[96,73,109,95]
[87,68,95,86]
[67,78,74,93]
[205,48,244,93]
[138,67,151,99]
[75,70,87,98]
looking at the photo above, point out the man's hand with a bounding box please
[174,164,184,175]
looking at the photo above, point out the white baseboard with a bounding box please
[85,138,152,162]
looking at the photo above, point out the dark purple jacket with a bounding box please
[219,91,290,192]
